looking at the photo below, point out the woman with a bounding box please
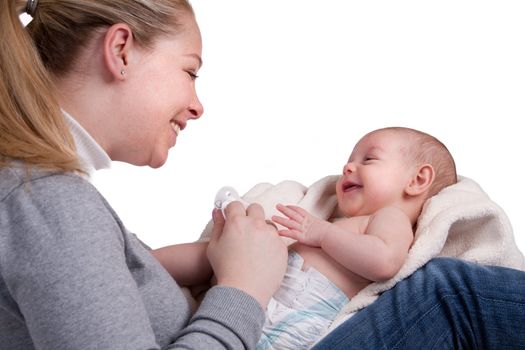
[2,1,524,350]
[312,258,525,349]
[0,1,287,349]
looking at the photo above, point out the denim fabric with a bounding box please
[312,258,525,350]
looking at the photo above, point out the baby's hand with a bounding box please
[272,204,326,247]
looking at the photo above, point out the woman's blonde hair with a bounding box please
[0,0,193,173]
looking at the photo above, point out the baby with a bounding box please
[257,126,457,349]
[153,126,457,350]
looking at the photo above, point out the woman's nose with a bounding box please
[188,96,204,119]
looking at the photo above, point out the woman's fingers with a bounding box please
[223,200,246,218]
[210,208,225,241]
[246,202,265,219]
[224,201,265,220]
[206,201,287,308]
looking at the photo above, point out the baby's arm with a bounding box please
[272,204,333,247]
[152,241,213,287]
[326,207,413,281]
[273,205,413,282]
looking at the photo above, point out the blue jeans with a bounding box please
[312,258,525,349]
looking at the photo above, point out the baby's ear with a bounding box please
[405,164,434,197]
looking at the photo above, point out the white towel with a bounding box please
[200,175,525,331]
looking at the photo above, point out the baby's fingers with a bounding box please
[272,215,303,232]
[276,204,305,222]
[277,229,301,241]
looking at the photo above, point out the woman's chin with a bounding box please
[149,156,168,169]
[122,147,168,169]
[147,150,169,169]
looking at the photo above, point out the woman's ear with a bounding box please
[405,164,435,197]
[102,24,134,81]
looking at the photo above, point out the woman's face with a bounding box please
[112,14,203,168]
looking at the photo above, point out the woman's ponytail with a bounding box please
[0,1,80,172]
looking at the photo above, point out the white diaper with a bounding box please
[257,251,349,350]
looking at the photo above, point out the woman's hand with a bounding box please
[207,202,288,308]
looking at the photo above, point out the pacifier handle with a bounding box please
[214,186,248,217]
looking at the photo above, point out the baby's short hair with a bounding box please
[379,127,457,197]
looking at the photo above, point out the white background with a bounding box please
[92,1,525,253]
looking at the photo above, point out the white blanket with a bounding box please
[200,175,525,331]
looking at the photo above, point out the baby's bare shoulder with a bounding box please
[331,215,371,234]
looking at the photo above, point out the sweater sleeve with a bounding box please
[0,173,264,350]
[176,286,265,349]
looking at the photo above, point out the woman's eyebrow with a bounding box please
[185,53,203,68]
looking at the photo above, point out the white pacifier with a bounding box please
[214,186,248,218]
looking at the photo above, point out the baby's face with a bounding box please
[336,130,414,217]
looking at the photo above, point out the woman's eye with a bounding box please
[186,71,199,80]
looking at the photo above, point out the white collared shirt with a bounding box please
[62,110,111,177]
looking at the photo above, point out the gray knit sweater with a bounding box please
[0,166,264,349]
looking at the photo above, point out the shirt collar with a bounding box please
[62,110,111,177]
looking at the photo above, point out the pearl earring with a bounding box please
[120,69,125,76]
